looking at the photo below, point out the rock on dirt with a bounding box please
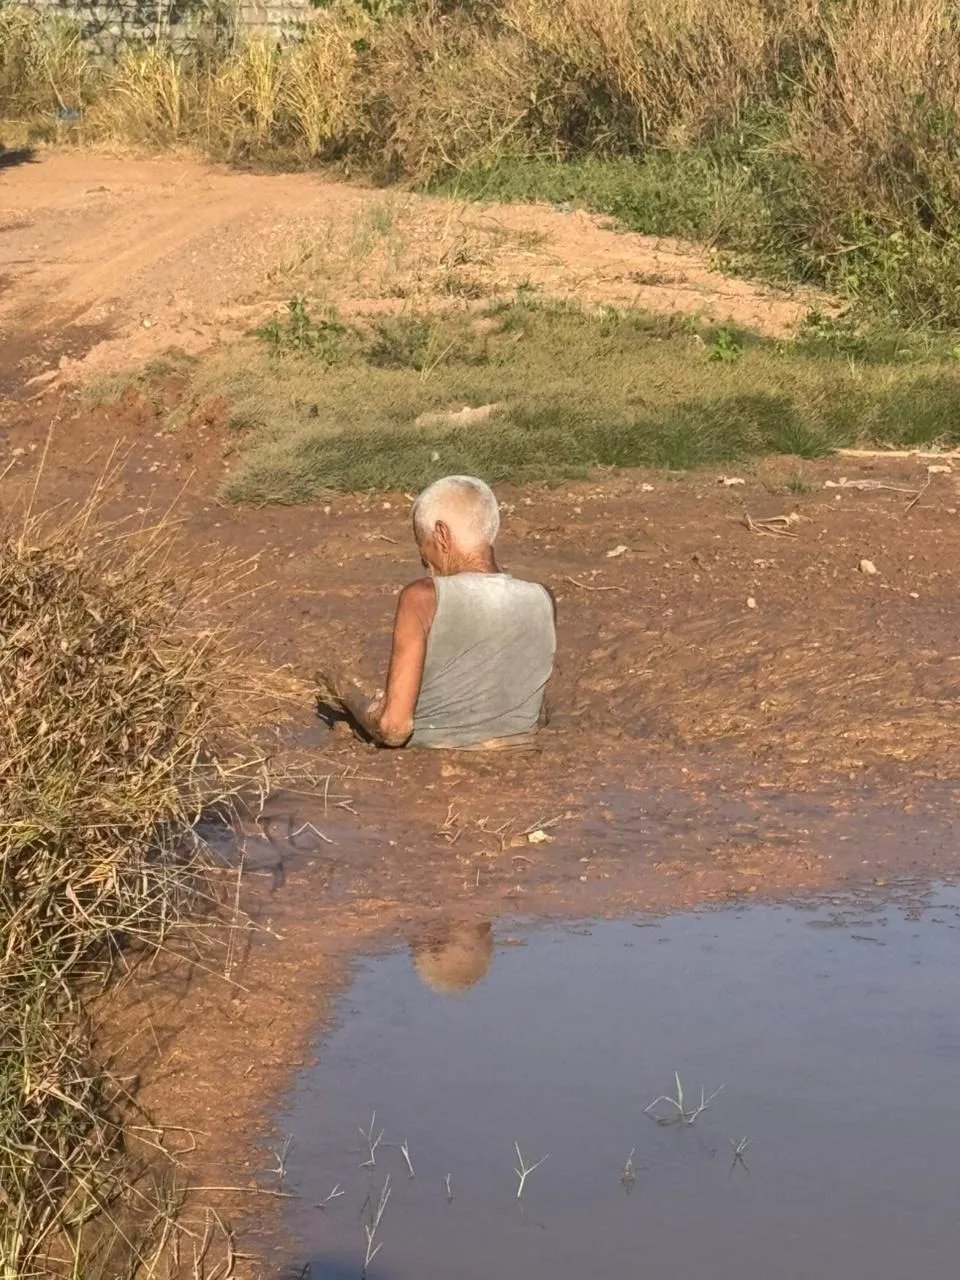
[415,403,502,428]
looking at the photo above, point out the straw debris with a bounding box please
[0,494,256,1276]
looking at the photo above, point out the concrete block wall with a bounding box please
[237,0,315,36]
[24,0,316,52]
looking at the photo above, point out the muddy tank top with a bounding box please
[410,572,556,749]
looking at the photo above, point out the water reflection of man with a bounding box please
[411,921,494,995]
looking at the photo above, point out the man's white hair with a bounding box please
[412,475,500,549]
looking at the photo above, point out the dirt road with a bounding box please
[0,151,815,389]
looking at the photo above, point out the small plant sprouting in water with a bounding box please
[730,1136,752,1168]
[257,295,349,361]
[644,1071,724,1125]
[359,1111,385,1168]
[361,1174,392,1278]
[270,1133,293,1188]
[400,1138,416,1178]
[445,1173,454,1203]
[514,1142,549,1199]
[316,1182,345,1209]
[620,1148,637,1192]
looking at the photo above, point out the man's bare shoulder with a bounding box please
[397,577,437,627]
[400,577,436,605]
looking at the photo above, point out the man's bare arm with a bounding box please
[315,579,435,747]
[374,578,435,745]
[539,581,558,727]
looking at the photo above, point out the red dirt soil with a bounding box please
[1,152,818,386]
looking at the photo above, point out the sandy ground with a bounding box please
[0,150,817,389]
[1,152,957,1276]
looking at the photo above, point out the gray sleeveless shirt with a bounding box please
[410,572,556,749]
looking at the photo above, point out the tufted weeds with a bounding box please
[0,477,266,1277]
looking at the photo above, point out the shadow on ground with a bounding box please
[0,146,36,171]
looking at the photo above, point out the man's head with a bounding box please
[412,475,500,575]
[411,921,494,995]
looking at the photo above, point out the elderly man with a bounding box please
[317,475,556,749]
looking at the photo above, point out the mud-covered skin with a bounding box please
[314,666,383,742]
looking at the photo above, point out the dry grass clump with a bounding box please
[343,0,807,179]
[0,490,253,1276]
[497,0,790,150]
[782,0,960,317]
[0,5,91,117]
[83,12,370,159]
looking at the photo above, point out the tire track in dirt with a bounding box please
[0,151,821,388]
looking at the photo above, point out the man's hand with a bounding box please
[315,668,382,740]
[314,664,350,706]
[315,669,410,746]
[313,577,434,749]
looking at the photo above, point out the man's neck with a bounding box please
[445,546,499,575]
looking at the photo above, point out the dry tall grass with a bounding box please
[0,485,255,1277]
[79,12,370,159]
[0,6,90,116]
[4,0,960,319]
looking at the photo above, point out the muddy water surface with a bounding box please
[274,884,960,1280]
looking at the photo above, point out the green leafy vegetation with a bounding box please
[157,299,960,503]
[257,295,351,360]
[708,328,744,364]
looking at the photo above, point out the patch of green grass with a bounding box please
[78,349,196,411]
[363,312,477,370]
[866,375,960,448]
[794,310,960,366]
[440,140,960,328]
[438,142,804,286]
[179,299,960,503]
[256,295,352,362]
[76,369,144,409]
[255,389,836,500]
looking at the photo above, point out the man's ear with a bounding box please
[434,520,452,553]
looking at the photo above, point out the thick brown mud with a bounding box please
[3,382,957,1275]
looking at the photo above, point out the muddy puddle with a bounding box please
[270,884,960,1279]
